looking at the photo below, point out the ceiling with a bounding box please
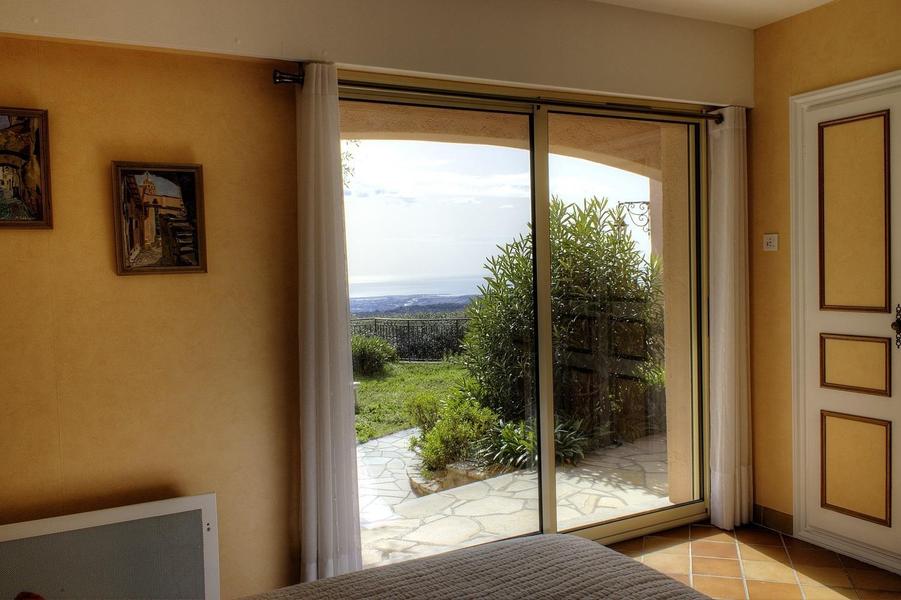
[595,0,833,28]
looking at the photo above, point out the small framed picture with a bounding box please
[112,162,207,275]
[0,107,52,227]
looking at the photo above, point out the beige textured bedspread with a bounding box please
[244,534,709,599]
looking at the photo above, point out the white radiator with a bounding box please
[0,493,220,600]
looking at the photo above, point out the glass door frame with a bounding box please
[340,86,711,544]
[537,105,709,544]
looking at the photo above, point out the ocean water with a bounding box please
[349,274,485,298]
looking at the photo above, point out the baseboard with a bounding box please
[752,504,793,535]
[755,505,901,572]
[795,525,901,574]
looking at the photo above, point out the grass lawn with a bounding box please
[355,360,466,444]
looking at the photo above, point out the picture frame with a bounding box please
[111,162,207,275]
[0,107,52,228]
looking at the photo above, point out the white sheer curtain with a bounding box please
[297,62,362,581]
[708,106,753,530]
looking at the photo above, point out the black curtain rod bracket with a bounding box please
[273,68,303,85]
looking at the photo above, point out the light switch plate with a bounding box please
[763,233,779,252]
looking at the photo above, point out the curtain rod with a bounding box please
[273,67,725,124]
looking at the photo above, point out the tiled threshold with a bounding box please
[609,523,901,599]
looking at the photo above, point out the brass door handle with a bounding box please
[892,304,901,348]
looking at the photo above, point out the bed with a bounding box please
[245,534,708,599]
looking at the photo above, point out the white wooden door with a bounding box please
[794,71,901,571]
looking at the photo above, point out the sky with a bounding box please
[342,139,651,298]
[135,172,182,197]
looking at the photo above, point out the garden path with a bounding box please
[357,428,672,567]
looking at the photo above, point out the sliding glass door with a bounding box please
[341,100,541,566]
[341,93,705,567]
[546,113,702,533]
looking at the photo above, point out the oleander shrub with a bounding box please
[407,197,666,474]
[351,334,398,377]
[462,196,665,444]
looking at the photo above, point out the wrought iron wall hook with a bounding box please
[619,201,651,233]
[891,304,901,348]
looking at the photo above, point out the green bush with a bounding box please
[355,420,377,443]
[478,418,590,469]
[635,361,665,391]
[351,334,398,377]
[410,392,497,472]
[461,232,536,424]
[478,420,536,469]
[404,391,441,433]
[462,197,665,443]
[355,361,465,444]
[407,197,664,473]
[553,419,589,465]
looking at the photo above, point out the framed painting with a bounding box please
[112,162,207,275]
[0,107,51,227]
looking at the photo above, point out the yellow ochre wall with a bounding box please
[751,0,901,516]
[0,36,299,597]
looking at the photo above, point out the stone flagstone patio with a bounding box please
[357,428,672,567]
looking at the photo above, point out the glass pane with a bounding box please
[341,100,539,566]
[547,112,698,531]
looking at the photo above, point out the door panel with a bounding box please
[819,111,891,311]
[821,411,891,526]
[546,112,703,532]
[340,99,540,567]
[800,86,901,561]
[820,333,891,396]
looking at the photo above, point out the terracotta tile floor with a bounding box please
[609,523,901,599]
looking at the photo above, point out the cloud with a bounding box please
[345,140,532,206]
[342,138,653,284]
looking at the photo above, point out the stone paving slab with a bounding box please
[356,428,672,567]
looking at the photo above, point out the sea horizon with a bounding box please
[349,274,485,299]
